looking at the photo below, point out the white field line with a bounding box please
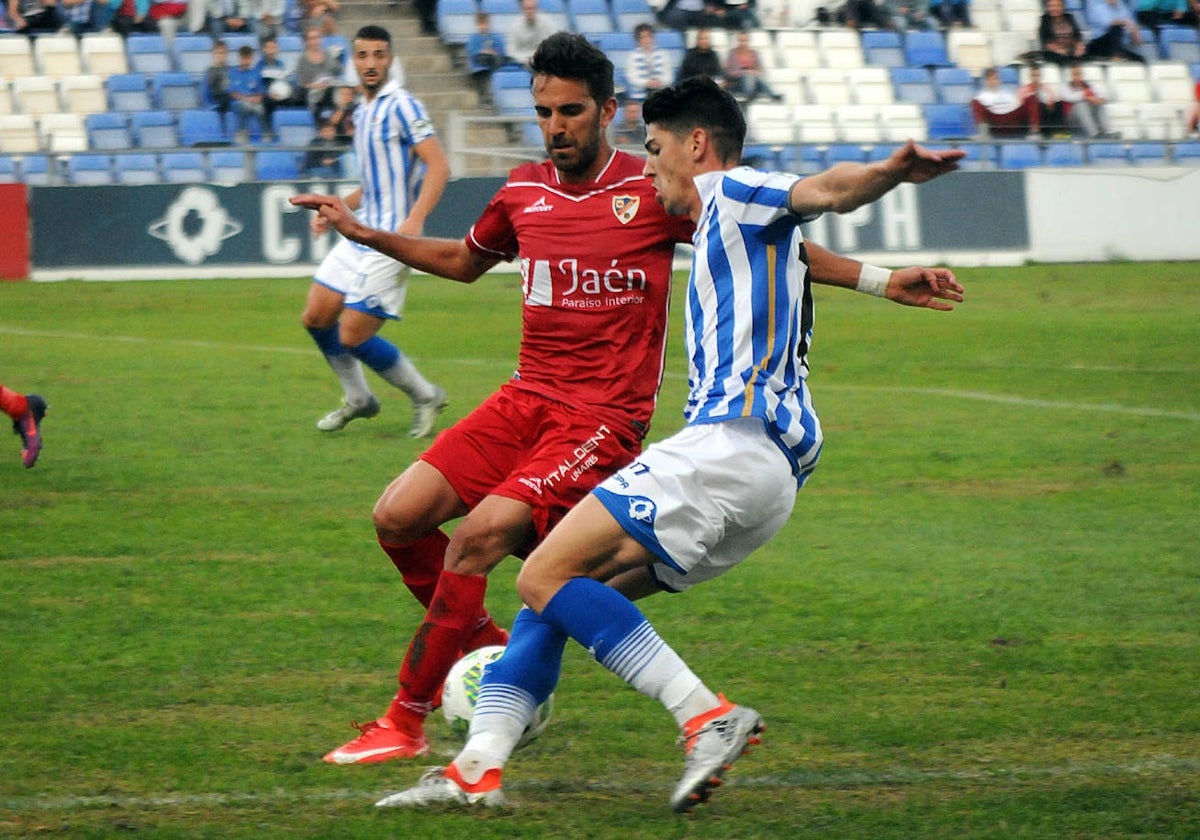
[3,756,1198,812]
[4,327,1198,422]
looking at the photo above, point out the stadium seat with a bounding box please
[933,66,976,105]
[891,67,937,105]
[66,153,114,185]
[0,79,10,115]
[320,34,349,67]
[254,149,301,180]
[107,74,153,112]
[1087,142,1131,166]
[491,67,534,115]
[825,142,868,164]
[0,114,40,153]
[955,141,996,171]
[764,67,805,104]
[1172,141,1200,164]
[114,152,160,183]
[774,30,821,73]
[160,151,208,182]
[791,142,826,173]
[1103,102,1142,139]
[210,149,248,182]
[171,33,215,75]
[791,103,839,143]
[1148,62,1195,105]
[596,31,636,78]
[1159,26,1200,64]
[1043,141,1086,167]
[0,154,18,182]
[533,0,571,31]
[568,0,616,35]
[12,77,60,118]
[860,30,904,68]
[1106,64,1153,105]
[178,109,227,146]
[805,68,853,106]
[922,103,975,140]
[877,103,927,142]
[835,105,883,143]
[126,34,173,74]
[1139,103,1184,140]
[904,30,953,68]
[17,154,51,184]
[1128,142,1168,166]
[276,34,303,74]
[86,112,133,150]
[946,30,994,77]
[997,142,1042,170]
[39,113,88,152]
[848,67,895,106]
[153,72,202,110]
[746,102,797,144]
[0,37,36,78]
[131,110,178,148]
[80,32,129,76]
[436,0,478,49]
[610,0,656,31]
[33,34,83,78]
[817,29,864,70]
[272,108,316,146]
[59,75,108,115]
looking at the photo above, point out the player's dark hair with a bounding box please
[641,76,746,163]
[354,24,392,45]
[528,32,615,105]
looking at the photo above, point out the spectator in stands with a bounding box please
[507,0,556,68]
[1135,0,1198,34]
[625,23,673,102]
[893,2,935,29]
[1032,0,1087,66]
[656,0,724,32]
[60,0,98,34]
[719,0,760,29]
[612,98,644,145]
[304,119,346,176]
[255,0,286,38]
[148,0,188,38]
[107,0,160,34]
[299,0,338,36]
[296,25,344,120]
[8,0,61,33]
[678,28,723,83]
[1084,0,1148,62]
[1019,64,1068,136]
[258,35,296,131]
[229,43,267,141]
[1060,63,1119,138]
[1189,75,1200,135]
[723,30,782,103]
[413,0,436,35]
[930,0,971,28]
[838,0,894,28]
[206,39,232,118]
[971,65,1040,138]
[203,0,252,37]
[466,11,511,108]
[327,84,357,142]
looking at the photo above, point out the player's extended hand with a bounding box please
[886,266,964,311]
[291,193,362,240]
[886,140,966,184]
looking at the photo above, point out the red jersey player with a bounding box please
[293,32,693,764]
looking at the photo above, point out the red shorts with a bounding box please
[420,383,642,552]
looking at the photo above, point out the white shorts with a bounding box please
[592,417,799,593]
[314,237,411,321]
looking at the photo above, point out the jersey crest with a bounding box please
[612,195,640,225]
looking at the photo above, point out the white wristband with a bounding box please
[855,263,890,297]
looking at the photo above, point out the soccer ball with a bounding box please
[267,79,294,102]
[442,645,553,750]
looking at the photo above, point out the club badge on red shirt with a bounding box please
[612,195,640,225]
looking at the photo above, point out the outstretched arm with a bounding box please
[788,140,965,216]
[290,193,499,283]
[805,240,964,311]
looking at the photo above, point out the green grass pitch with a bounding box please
[1,262,1198,838]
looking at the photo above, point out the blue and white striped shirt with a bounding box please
[684,167,823,485]
[351,79,436,246]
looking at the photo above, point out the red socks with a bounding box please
[379,530,450,607]
[0,386,28,421]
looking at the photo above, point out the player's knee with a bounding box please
[514,562,557,613]
[373,499,421,545]
[443,524,513,577]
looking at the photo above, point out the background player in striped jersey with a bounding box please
[301,25,451,438]
[372,77,964,812]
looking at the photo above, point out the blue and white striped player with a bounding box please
[300,25,451,437]
[376,77,965,813]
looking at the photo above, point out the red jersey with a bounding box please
[465,150,694,436]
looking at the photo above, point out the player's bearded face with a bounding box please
[547,108,603,177]
[353,40,390,95]
[533,76,610,180]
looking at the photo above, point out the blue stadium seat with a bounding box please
[997,142,1042,169]
[223,33,261,56]
[277,34,303,74]
[932,66,975,105]
[904,30,952,68]
[861,30,905,68]
[153,72,202,110]
[1043,141,1085,167]
[568,0,616,35]
[825,143,868,164]
[178,109,227,146]
[436,0,478,49]
[321,35,349,67]
[998,66,1020,86]
[126,33,173,74]
[956,141,995,171]
[865,143,904,161]
[171,33,214,75]
[67,153,114,184]
[793,144,825,173]
[114,153,160,183]
[1087,142,1131,166]
[611,0,655,30]
[86,112,133,150]
[18,154,51,185]
[491,66,534,115]
[922,103,975,140]
[891,66,936,105]
[131,110,178,148]
[535,0,572,31]
[596,31,636,84]
[1159,26,1200,63]
[1128,142,1168,166]
[210,149,247,181]
[106,73,152,111]
[160,151,208,182]
[0,155,19,182]
[254,149,301,180]
[272,108,316,146]
[1173,141,1200,164]
[656,29,685,70]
